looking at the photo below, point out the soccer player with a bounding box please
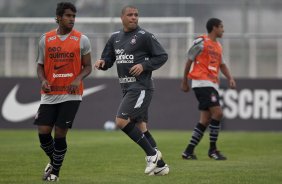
[181,18,236,160]
[95,5,169,176]
[34,2,92,181]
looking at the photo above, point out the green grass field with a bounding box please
[0,130,281,184]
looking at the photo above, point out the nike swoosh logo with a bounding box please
[1,84,106,123]
[54,63,69,70]
[154,167,167,175]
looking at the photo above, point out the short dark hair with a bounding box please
[56,2,76,22]
[206,18,222,33]
[121,5,138,15]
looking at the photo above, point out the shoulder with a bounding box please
[137,28,158,41]
[193,37,204,45]
[81,34,90,42]
[136,28,150,36]
[110,30,120,37]
[39,33,46,41]
[38,33,46,46]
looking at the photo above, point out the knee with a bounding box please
[115,117,129,129]
[212,110,223,120]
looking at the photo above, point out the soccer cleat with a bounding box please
[148,164,169,176]
[144,150,162,174]
[182,152,197,160]
[208,150,227,160]
[47,174,59,182]
[42,163,53,180]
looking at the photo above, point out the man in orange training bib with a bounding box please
[34,2,92,181]
[181,18,236,161]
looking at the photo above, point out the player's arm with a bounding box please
[220,63,236,89]
[95,35,116,70]
[140,33,168,71]
[181,59,193,92]
[36,34,51,93]
[181,38,204,92]
[69,35,92,93]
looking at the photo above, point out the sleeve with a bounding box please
[141,33,168,71]
[100,34,116,70]
[80,35,91,56]
[187,38,204,61]
[221,54,226,64]
[36,34,45,65]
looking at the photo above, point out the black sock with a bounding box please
[52,137,67,177]
[39,133,54,163]
[209,119,220,151]
[122,123,156,156]
[144,130,165,167]
[144,131,157,149]
[185,122,206,154]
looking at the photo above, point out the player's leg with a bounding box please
[137,122,169,176]
[136,89,168,175]
[116,117,155,157]
[116,90,160,174]
[183,87,213,160]
[34,104,56,180]
[48,101,80,181]
[208,105,226,160]
[182,110,210,159]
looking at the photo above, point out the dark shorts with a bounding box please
[34,101,81,129]
[116,89,153,123]
[193,87,220,111]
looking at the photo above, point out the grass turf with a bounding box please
[0,130,281,184]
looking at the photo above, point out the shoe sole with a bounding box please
[148,165,169,176]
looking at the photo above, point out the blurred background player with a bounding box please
[95,5,169,176]
[181,18,236,160]
[34,2,92,181]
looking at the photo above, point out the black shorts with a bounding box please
[193,87,220,111]
[34,101,81,129]
[116,89,153,123]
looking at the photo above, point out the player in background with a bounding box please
[181,18,236,160]
[34,2,92,181]
[95,5,169,176]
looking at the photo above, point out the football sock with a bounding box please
[144,130,157,149]
[209,119,221,151]
[144,130,165,167]
[185,122,206,154]
[52,137,67,177]
[39,133,54,163]
[122,123,156,156]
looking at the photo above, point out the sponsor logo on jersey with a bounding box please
[53,73,73,78]
[48,36,56,42]
[115,49,134,64]
[54,63,69,70]
[70,36,79,41]
[119,76,136,83]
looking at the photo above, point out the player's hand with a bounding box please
[94,60,105,70]
[229,78,236,89]
[68,78,81,94]
[41,80,51,93]
[129,64,143,76]
[181,80,190,92]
